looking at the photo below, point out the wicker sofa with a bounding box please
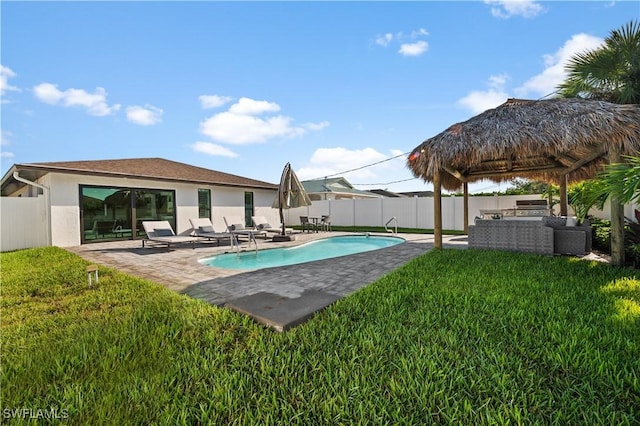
[468,219,554,255]
[468,217,592,256]
[541,216,592,256]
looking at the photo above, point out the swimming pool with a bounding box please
[199,235,404,270]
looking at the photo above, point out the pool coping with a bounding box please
[197,233,407,271]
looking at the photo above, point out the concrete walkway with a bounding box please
[67,232,468,331]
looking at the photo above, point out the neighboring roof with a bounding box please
[399,191,434,198]
[301,177,379,198]
[369,189,407,198]
[407,98,640,190]
[1,158,278,196]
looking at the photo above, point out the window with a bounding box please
[244,192,254,227]
[198,188,211,219]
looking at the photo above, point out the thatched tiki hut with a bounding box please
[407,98,640,266]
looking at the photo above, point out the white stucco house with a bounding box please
[0,158,279,250]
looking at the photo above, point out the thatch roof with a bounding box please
[407,98,640,190]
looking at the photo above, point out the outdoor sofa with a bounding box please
[468,217,592,256]
[468,219,554,255]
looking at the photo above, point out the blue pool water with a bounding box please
[199,235,404,270]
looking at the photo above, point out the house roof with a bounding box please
[301,177,379,198]
[1,158,278,196]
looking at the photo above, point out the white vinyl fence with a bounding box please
[1,194,637,251]
[1,195,49,252]
[282,195,638,231]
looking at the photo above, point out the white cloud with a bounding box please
[126,104,163,126]
[303,121,330,131]
[1,130,12,145]
[199,97,326,145]
[199,94,233,109]
[228,97,280,115]
[297,147,392,181]
[375,33,394,46]
[458,74,510,114]
[0,130,14,159]
[399,41,429,57]
[0,65,19,98]
[458,90,509,114]
[515,33,604,98]
[484,0,545,19]
[33,83,63,104]
[190,141,238,158]
[201,112,301,144]
[33,83,121,116]
[459,32,605,113]
[411,28,429,38]
[376,28,430,57]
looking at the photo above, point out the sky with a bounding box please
[1,1,639,193]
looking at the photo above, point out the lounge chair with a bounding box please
[223,217,266,241]
[189,218,231,246]
[141,220,201,249]
[251,215,293,236]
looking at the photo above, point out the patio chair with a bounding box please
[542,216,592,256]
[141,220,201,249]
[251,215,293,236]
[189,218,231,246]
[320,215,332,232]
[300,216,316,233]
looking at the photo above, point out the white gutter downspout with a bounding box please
[13,171,52,246]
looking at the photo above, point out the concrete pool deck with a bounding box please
[67,232,468,331]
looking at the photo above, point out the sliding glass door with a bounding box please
[80,185,175,243]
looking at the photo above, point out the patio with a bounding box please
[66,233,468,330]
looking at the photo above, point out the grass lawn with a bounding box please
[1,247,639,424]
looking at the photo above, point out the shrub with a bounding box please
[589,217,612,252]
[587,216,640,267]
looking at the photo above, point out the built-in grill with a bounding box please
[515,200,551,217]
[480,200,551,220]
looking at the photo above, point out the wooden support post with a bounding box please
[434,171,442,249]
[559,174,568,216]
[463,182,469,235]
[609,148,625,266]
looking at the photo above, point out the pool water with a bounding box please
[199,235,404,270]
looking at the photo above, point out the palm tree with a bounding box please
[557,20,640,266]
[594,155,640,205]
[568,181,608,223]
[557,20,640,104]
